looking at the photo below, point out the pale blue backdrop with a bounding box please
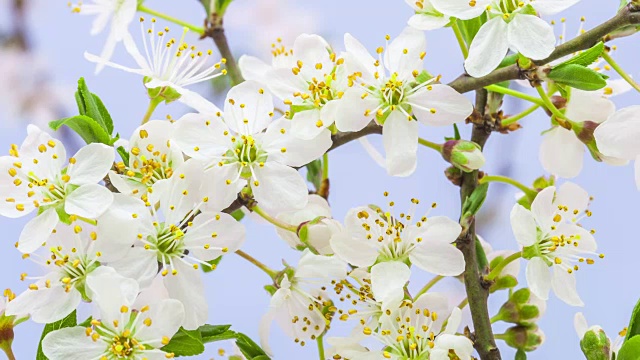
[0,0,638,359]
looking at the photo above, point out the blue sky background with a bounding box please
[0,0,638,358]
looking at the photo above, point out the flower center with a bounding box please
[151,223,186,264]
[227,135,268,178]
[110,334,136,358]
[120,146,174,187]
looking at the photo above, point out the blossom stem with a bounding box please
[501,104,540,126]
[535,85,571,129]
[251,205,298,233]
[484,85,545,106]
[1,346,15,360]
[137,5,205,34]
[208,24,244,86]
[485,252,522,281]
[451,21,469,59]
[316,335,325,360]
[478,175,537,199]
[322,153,329,180]
[418,138,443,152]
[413,275,444,301]
[235,250,277,278]
[601,50,640,93]
[458,297,469,310]
[76,216,98,226]
[142,97,163,125]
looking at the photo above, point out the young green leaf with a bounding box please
[235,332,270,359]
[561,42,605,68]
[462,183,489,216]
[75,78,113,134]
[456,15,486,46]
[199,324,233,342]
[548,64,607,91]
[617,336,640,360]
[36,311,77,360]
[49,115,113,145]
[203,256,223,273]
[161,327,205,356]
[625,298,640,341]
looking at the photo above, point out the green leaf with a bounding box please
[415,70,433,84]
[77,316,93,327]
[199,324,233,342]
[36,311,77,360]
[453,124,461,140]
[49,115,114,145]
[117,146,130,165]
[306,159,322,191]
[625,298,640,341]
[462,183,489,216]
[618,336,640,360]
[548,64,607,91]
[456,15,486,46]
[561,42,605,68]
[215,0,234,15]
[202,256,223,273]
[75,78,112,134]
[515,349,527,360]
[235,332,270,359]
[231,209,245,221]
[475,236,489,270]
[161,327,205,357]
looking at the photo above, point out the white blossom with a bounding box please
[404,0,450,30]
[0,125,114,253]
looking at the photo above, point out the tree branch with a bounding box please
[328,121,382,152]
[458,89,501,360]
[448,5,640,94]
[203,15,244,86]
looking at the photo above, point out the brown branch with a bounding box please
[458,89,501,360]
[328,121,382,152]
[448,5,640,94]
[203,15,244,86]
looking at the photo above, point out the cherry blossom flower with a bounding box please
[431,0,581,77]
[42,270,184,360]
[335,28,472,176]
[109,159,246,329]
[0,125,114,253]
[594,106,640,189]
[109,120,184,204]
[259,250,346,355]
[510,182,601,306]
[85,19,226,114]
[404,0,450,30]
[69,0,137,73]
[173,81,331,212]
[330,200,464,297]
[574,312,623,357]
[5,194,145,323]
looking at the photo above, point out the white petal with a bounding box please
[526,257,551,300]
[17,208,58,253]
[176,86,222,115]
[84,51,146,77]
[265,67,308,101]
[594,106,640,159]
[382,111,418,177]
[385,27,426,81]
[414,292,451,333]
[259,308,278,357]
[8,285,81,324]
[164,261,208,329]
[552,266,584,306]
[42,327,105,359]
[370,262,411,303]
[507,15,555,60]
[574,312,589,339]
[433,333,475,359]
[252,161,308,212]
[534,0,581,15]
[431,0,489,19]
[172,113,231,163]
[565,89,616,123]
[64,183,114,218]
[333,88,378,132]
[404,216,462,244]
[109,247,158,288]
[408,85,473,126]
[530,186,556,232]
[409,241,465,276]
[67,143,114,185]
[86,267,139,324]
[465,18,509,77]
[296,250,346,281]
[263,117,332,167]
[329,230,379,268]
[238,55,273,84]
[201,165,245,211]
[94,194,148,262]
[292,34,333,81]
[135,299,185,346]
[444,308,463,335]
[510,204,537,247]
[290,109,326,140]
[555,182,589,216]
[343,33,377,79]
[539,127,584,178]
[224,81,274,134]
[407,13,450,31]
[185,211,246,261]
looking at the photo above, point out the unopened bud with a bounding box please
[445,166,463,186]
[442,140,485,173]
[502,324,545,352]
[580,326,611,360]
[144,76,182,104]
[494,288,546,325]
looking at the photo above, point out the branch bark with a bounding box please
[204,15,244,86]
[457,89,501,360]
[328,121,382,152]
[448,5,640,94]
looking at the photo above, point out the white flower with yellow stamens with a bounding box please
[510,182,601,306]
[109,159,246,330]
[85,18,226,114]
[0,125,114,254]
[331,294,473,360]
[330,197,465,292]
[109,120,184,204]
[404,0,450,30]
[42,270,184,360]
[240,34,347,140]
[5,194,145,323]
[259,249,346,356]
[431,0,581,77]
[69,0,137,73]
[335,28,472,176]
[173,81,332,213]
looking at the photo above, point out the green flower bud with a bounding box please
[502,324,545,352]
[494,288,546,325]
[442,140,486,173]
[143,76,182,104]
[580,326,611,360]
